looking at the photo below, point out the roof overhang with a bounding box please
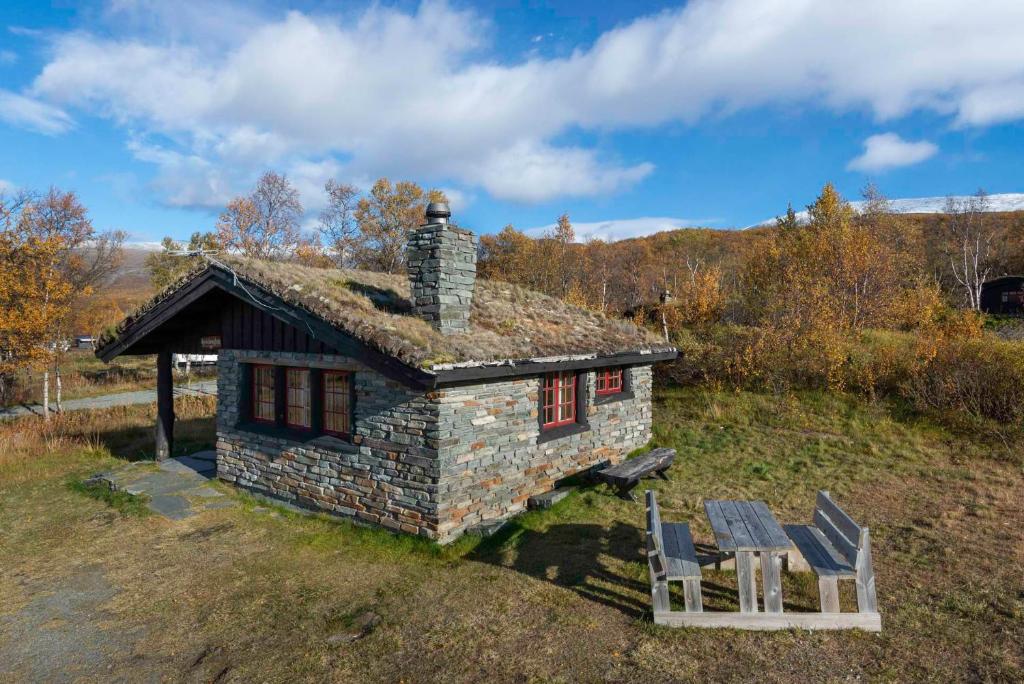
[97,263,679,391]
[429,349,678,387]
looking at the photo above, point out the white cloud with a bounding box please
[0,178,15,194]
[847,133,938,172]
[23,0,1024,206]
[0,50,16,65]
[0,89,73,134]
[526,216,705,242]
[468,141,653,203]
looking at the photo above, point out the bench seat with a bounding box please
[783,524,855,577]
[646,490,702,613]
[662,522,702,580]
[598,448,675,501]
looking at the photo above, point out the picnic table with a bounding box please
[703,500,792,614]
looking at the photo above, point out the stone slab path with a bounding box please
[0,381,217,420]
[93,450,236,520]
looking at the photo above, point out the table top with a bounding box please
[703,500,793,553]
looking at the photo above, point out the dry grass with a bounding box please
[99,256,669,368]
[1,388,1022,682]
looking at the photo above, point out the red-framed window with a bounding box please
[322,370,351,437]
[542,370,577,428]
[595,367,624,395]
[251,365,276,424]
[285,368,312,429]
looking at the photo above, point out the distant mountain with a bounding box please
[751,193,1024,228]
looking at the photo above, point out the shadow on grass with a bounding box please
[88,415,217,463]
[468,519,652,619]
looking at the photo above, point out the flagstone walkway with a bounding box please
[91,451,235,520]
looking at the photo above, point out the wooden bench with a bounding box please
[598,448,675,501]
[784,490,879,616]
[645,490,702,615]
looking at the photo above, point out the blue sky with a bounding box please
[1,0,1022,243]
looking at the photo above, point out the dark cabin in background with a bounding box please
[981,276,1024,316]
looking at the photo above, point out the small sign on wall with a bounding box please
[201,335,222,350]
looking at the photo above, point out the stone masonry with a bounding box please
[216,350,443,536]
[432,366,653,540]
[406,221,477,334]
[215,349,653,543]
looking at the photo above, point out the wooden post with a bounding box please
[155,349,174,460]
[737,551,759,613]
[855,528,879,613]
[761,552,784,614]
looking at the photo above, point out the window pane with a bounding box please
[323,371,351,436]
[286,368,311,428]
[253,365,275,422]
[542,371,577,427]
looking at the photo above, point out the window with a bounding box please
[252,365,276,423]
[322,371,351,437]
[285,368,311,429]
[542,370,577,428]
[595,367,624,396]
[244,363,357,441]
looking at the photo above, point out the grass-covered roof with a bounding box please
[101,256,672,370]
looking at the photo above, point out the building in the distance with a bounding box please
[95,203,676,542]
[981,276,1024,316]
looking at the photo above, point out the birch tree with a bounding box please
[217,171,303,260]
[943,191,995,310]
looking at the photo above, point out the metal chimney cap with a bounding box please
[425,202,451,223]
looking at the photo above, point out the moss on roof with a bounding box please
[100,255,672,369]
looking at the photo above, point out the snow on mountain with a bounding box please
[750,193,1024,228]
[524,216,709,242]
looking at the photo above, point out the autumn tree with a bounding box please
[352,178,447,273]
[217,171,303,260]
[318,179,360,268]
[0,188,123,414]
[478,225,540,288]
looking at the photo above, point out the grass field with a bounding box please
[0,387,1021,682]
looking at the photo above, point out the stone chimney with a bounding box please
[407,202,477,334]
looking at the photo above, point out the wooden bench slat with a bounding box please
[816,491,863,544]
[813,508,859,566]
[784,524,855,577]
[736,501,782,550]
[750,500,795,549]
[662,522,701,580]
[704,501,734,550]
[601,448,675,487]
[718,500,758,551]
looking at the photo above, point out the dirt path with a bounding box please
[0,381,217,420]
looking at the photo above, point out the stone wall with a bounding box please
[406,222,477,334]
[215,349,442,536]
[432,366,653,541]
[215,350,654,543]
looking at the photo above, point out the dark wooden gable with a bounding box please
[219,292,335,354]
[116,286,337,356]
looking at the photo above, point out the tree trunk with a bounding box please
[42,370,50,421]
[55,364,63,412]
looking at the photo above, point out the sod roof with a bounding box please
[100,255,673,370]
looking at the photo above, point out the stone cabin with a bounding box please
[95,204,677,542]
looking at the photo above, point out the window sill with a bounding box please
[537,421,590,444]
[594,390,635,406]
[234,421,350,448]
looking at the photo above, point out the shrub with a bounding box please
[903,336,1024,425]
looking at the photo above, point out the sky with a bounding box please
[0,0,1022,244]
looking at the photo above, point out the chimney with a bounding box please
[407,202,477,334]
